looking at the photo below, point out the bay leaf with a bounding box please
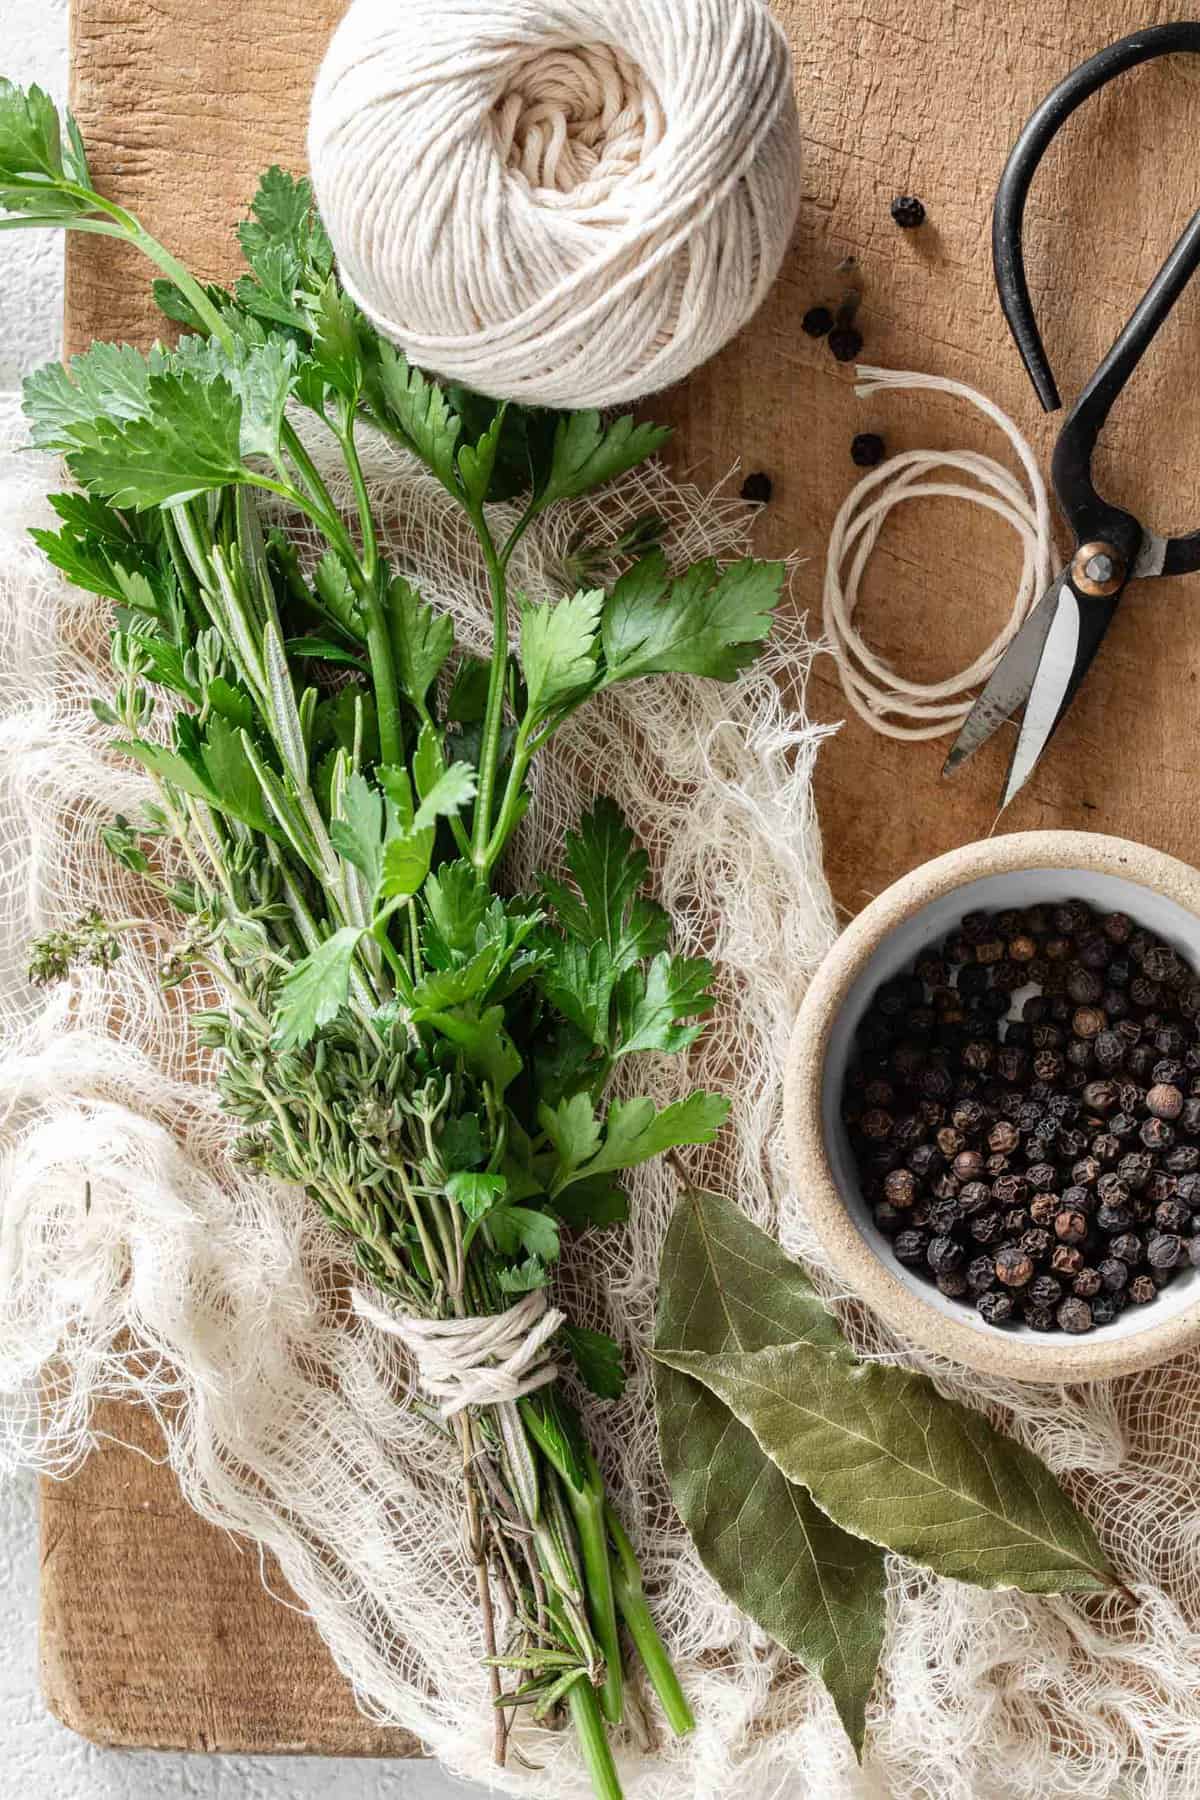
[657,1337,1114,1596]
[655,1191,887,1752]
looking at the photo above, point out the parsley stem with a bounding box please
[470,507,511,868]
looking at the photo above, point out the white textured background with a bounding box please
[2,15,478,1798]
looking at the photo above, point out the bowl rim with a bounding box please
[784,829,1200,1382]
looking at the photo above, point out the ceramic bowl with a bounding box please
[784,831,1200,1382]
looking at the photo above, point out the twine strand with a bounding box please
[353,1286,565,1417]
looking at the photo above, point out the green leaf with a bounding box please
[203,715,277,836]
[654,1189,885,1755]
[329,770,384,891]
[497,1256,548,1295]
[272,926,363,1051]
[23,343,152,448]
[655,1198,1115,1598]
[539,938,616,1047]
[487,1203,560,1264]
[602,552,781,686]
[614,952,715,1056]
[116,737,217,802]
[551,1175,628,1233]
[419,1003,522,1093]
[207,677,256,731]
[389,577,454,712]
[520,588,603,725]
[68,372,247,510]
[662,1336,1115,1594]
[555,1092,729,1193]
[539,799,651,970]
[412,749,477,832]
[456,406,505,508]
[424,860,488,957]
[285,637,366,670]
[538,412,670,506]
[377,343,460,490]
[168,332,297,460]
[446,1170,506,1222]
[538,1092,602,1181]
[439,1114,486,1172]
[0,78,61,177]
[563,1324,625,1400]
[446,656,491,724]
[309,277,364,398]
[379,828,433,901]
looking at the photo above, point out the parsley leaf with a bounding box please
[272,925,364,1051]
[446,1170,506,1221]
[551,1093,729,1193]
[377,343,461,490]
[520,588,603,726]
[563,1323,625,1400]
[23,343,152,448]
[486,1203,560,1264]
[538,412,670,506]
[329,770,385,892]
[67,372,248,510]
[614,952,715,1057]
[602,552,782,685]
[388,577,455,713]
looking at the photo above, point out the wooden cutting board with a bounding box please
[42,0,1200,1758]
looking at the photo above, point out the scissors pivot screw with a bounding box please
[1070,541,1126,597]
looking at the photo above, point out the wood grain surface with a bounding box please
[45,0,1200,1757]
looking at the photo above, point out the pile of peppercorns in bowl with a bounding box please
[842,899,1200,1336]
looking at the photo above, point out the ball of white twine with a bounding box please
[352,1285,565,1418]
[308,0,802,407]
[823,366,1055,741]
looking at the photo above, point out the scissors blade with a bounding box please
[998,578,1121,809]
[942,572,1069,776]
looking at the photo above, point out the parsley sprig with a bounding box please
[4,78,782,1799]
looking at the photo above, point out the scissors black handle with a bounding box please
[994,22,1200,579]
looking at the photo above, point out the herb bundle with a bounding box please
[1,79,784,1798]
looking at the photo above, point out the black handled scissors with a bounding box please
[945,22,1200,808]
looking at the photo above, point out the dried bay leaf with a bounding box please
[655,1191,887,1752]
[658,1337,1115,1596]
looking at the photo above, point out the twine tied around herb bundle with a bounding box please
[353,1285,565,1417]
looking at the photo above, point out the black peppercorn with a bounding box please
[1029,1192,1058,1227]
[1147,1082,1184,1121]
[1129,1274,1157,1304]
[977,1291,1013,1325]
[874,1202,903,1235]
[1054,1208,1089,1246]
[968,1210,1003,1245]
[1091,1294,1122,1325]
[893,1229,928,1265]
[1147,1231,1182,1270]
[1027,1274,1062,1308]
[828,326,864,362]
[1023,1304,1057,1332]
[883,1168,918,1208]
[989,1120,1020,1154]
[889,194,926,228]
[850,431,886,468]
[1057,1297,1093,1334]
[1095,1202,1134,1235]
[1109,1233,1143,1265]
[995,1245,1034,1287]
[967,1254,997,1292]
[1051,1244,1084,1278]
[926,1234,964,1275]
[1141,1116,1175,1151]
[1021,1228,1052,1261]
[1155,1197,1190,1234]
[1098,1257,1130,1292]
[1118,1151,1152,1191]
[1072,1265,1102,1298]
[1080,1079,1118,1114]
[801,304,835,337]
[1165,1145,1200,1174]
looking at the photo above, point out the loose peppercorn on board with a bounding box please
[44,0,1200,1758]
